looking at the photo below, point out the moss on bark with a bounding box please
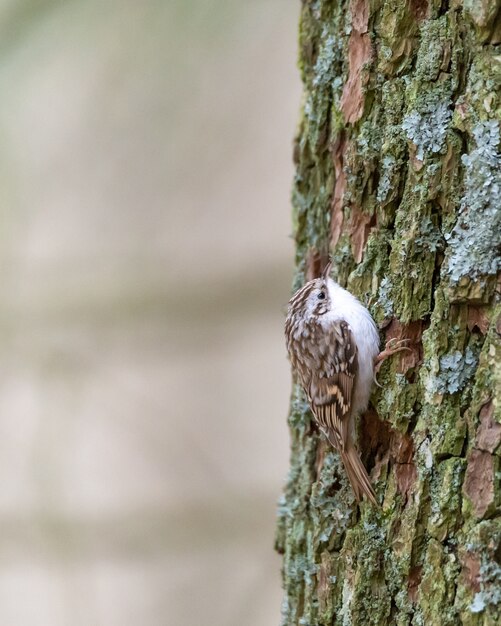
[277,1,501,624]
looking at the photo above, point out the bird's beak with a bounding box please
[321,259,332,279]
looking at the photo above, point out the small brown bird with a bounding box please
[285,262,403,505]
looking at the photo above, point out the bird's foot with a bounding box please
[374,338,411,385]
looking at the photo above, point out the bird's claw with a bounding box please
[374,338,412,379]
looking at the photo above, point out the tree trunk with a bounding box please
[276,2,501,625]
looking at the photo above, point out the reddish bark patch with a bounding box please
[410,151,425,170]
[383,319,424,373]
[349,207,376,263]
[306,249,330,281]
[391,432,414,465]
[455,100,468,122]
[340,0,372,124]
[350,0,369,33]
[331,135,346,247]
[360,408,392,476]
[409,0,429,21]
[476,401,501,454]
[461,551,481,593]
[408,565,423,603]
[467,305,490,334]
[463,449,495,518]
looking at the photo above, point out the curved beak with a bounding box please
[321,259,332,279]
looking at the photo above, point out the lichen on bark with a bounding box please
[277,1,501,625]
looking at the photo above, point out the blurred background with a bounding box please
[0,1,300,625]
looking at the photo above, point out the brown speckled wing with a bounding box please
[308,320,358,451]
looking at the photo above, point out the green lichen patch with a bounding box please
[376,0,419,76]
[348,229,393,302]
[389,195,438,322]
[417,539,461,626]
[373,369,418,433]
[463,0,501,44]
[330,236,356,288]
[427,458,466,541]
[342,521,394,625]
[376,79,407,223]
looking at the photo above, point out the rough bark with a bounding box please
[276,1,501,625]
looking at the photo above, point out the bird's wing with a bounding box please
[308,320,358,451]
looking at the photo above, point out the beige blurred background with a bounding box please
[0,1,300,625]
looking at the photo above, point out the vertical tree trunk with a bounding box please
[276,2,501,625]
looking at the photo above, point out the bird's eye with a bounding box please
[317,291,325,300]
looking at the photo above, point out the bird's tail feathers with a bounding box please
[339,446,378,506]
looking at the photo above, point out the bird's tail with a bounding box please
[339,446,378,506]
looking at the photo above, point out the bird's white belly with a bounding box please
[322,281,380,414]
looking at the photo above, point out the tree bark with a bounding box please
[276,2,501,625]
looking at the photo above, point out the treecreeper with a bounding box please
[285,261,408,504]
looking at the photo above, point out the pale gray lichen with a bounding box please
[469,558,501,613]
[402,102,452,161]
[413,608,425,626]
[470,593,486,613]
[307,0,322,19]
[445,120,501,283]
[431,348,478,394]
[339,578,354,626]
[311,451,354,540]
[415,217,443,252]
[417,437,434,476]
[280,597,290,626]
[313,28,341,88]
[377,276,394,317]
[377,155,397,203]
[277,494,292,520]
[303,92,316,124]
[356,120,382,157]
[380,44,392,61]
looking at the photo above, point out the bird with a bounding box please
[285,261,407,505]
